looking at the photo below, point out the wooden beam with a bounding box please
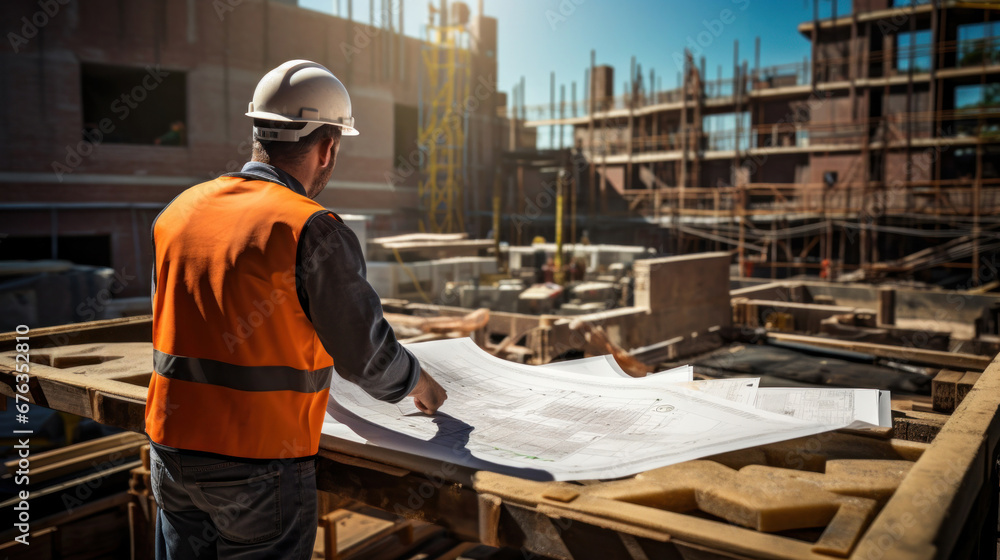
[3,432,145,473]
[932,369,964,413]
[853,344,1000,559]
[767,332,992,371]
[0,492,132,545]
[0,441,144,485]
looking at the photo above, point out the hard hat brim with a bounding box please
[245,111,359,136]
[245,110,298,122]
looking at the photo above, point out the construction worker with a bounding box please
[145,60,447,560]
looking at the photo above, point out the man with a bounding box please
[145,60,447,559]
[154,121,186,146]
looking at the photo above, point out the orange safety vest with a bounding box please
[145,175,336,460]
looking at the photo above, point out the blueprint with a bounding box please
[646,365,695,382]
[323,338,852,481]
[537,356,693,382]
[753,388,892,429]
[542,356,754,405]
[675,378,760,406]
[536,355,632,377]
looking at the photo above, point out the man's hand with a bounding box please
[408,369,447,414]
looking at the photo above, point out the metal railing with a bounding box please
[752,61,812,90]
[621,179,1000,218]
[813,36,1000,82]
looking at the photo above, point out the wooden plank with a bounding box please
[955,371,982,406]
[91,391,147,432]
[0,491,132,544]
[403,304,542,339]
[385,308,489,334]
[0,369,146,431]
[2,319,998,560]
[0,441,144,485]
[909,402,937,414]
[0,526,57,559]
[3,432,145,473]
[0,343,149,434]
[0,460,140,513]
[766,332,993,370]
[48,507,129,558]
[315,455,480,542]
[475,474,824,560]
[0,315,152,351]
[877,288,896,327]
[429,542,479,560]
[477,494,502,547]
[318,449,411,478]
[892,415,945,444]
[21,377,93,418]
[931,369,964,413]
[852,351,1000,559]
[322,508,397,553]
[318,435,478,486]
[372,233,469,244]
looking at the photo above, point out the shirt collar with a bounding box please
[232,162,309,197]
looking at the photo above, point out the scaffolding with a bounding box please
[418,15,471,233]
[511,0,999,285]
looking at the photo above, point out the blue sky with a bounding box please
[299,0,852,110]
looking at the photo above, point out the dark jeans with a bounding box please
[150,444,317,560]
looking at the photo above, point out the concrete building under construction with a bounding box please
[5,2,1000,560]
[0,0,505,298]
[517,0,999,287]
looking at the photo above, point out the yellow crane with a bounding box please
[418,2,471,233]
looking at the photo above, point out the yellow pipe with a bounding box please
[555,171,566,285]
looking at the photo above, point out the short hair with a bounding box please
[251,119,342,165]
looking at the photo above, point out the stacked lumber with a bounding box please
[2,431,145,486]
[0,432,145,559]
[892,367,985,443]
[930,369,983,413]
[765,331,992,370]
[369,233,493,262]
[314,501,527,560]
[386,308,490,344]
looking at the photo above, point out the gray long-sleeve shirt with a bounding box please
[226,162,420,403]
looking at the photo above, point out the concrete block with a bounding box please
[571,281,616,304]
[517,284,564,315]
[366,262,400,299]
[633,252,731,312]
[558,302,608,316]
[429,257,498,299]
[340,214,370,260]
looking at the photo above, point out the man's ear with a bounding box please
[317,136,336,168]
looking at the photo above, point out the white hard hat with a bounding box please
[246,59,359,140]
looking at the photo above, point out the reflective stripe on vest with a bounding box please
[153,350,333,394]
[146,176,335,460]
